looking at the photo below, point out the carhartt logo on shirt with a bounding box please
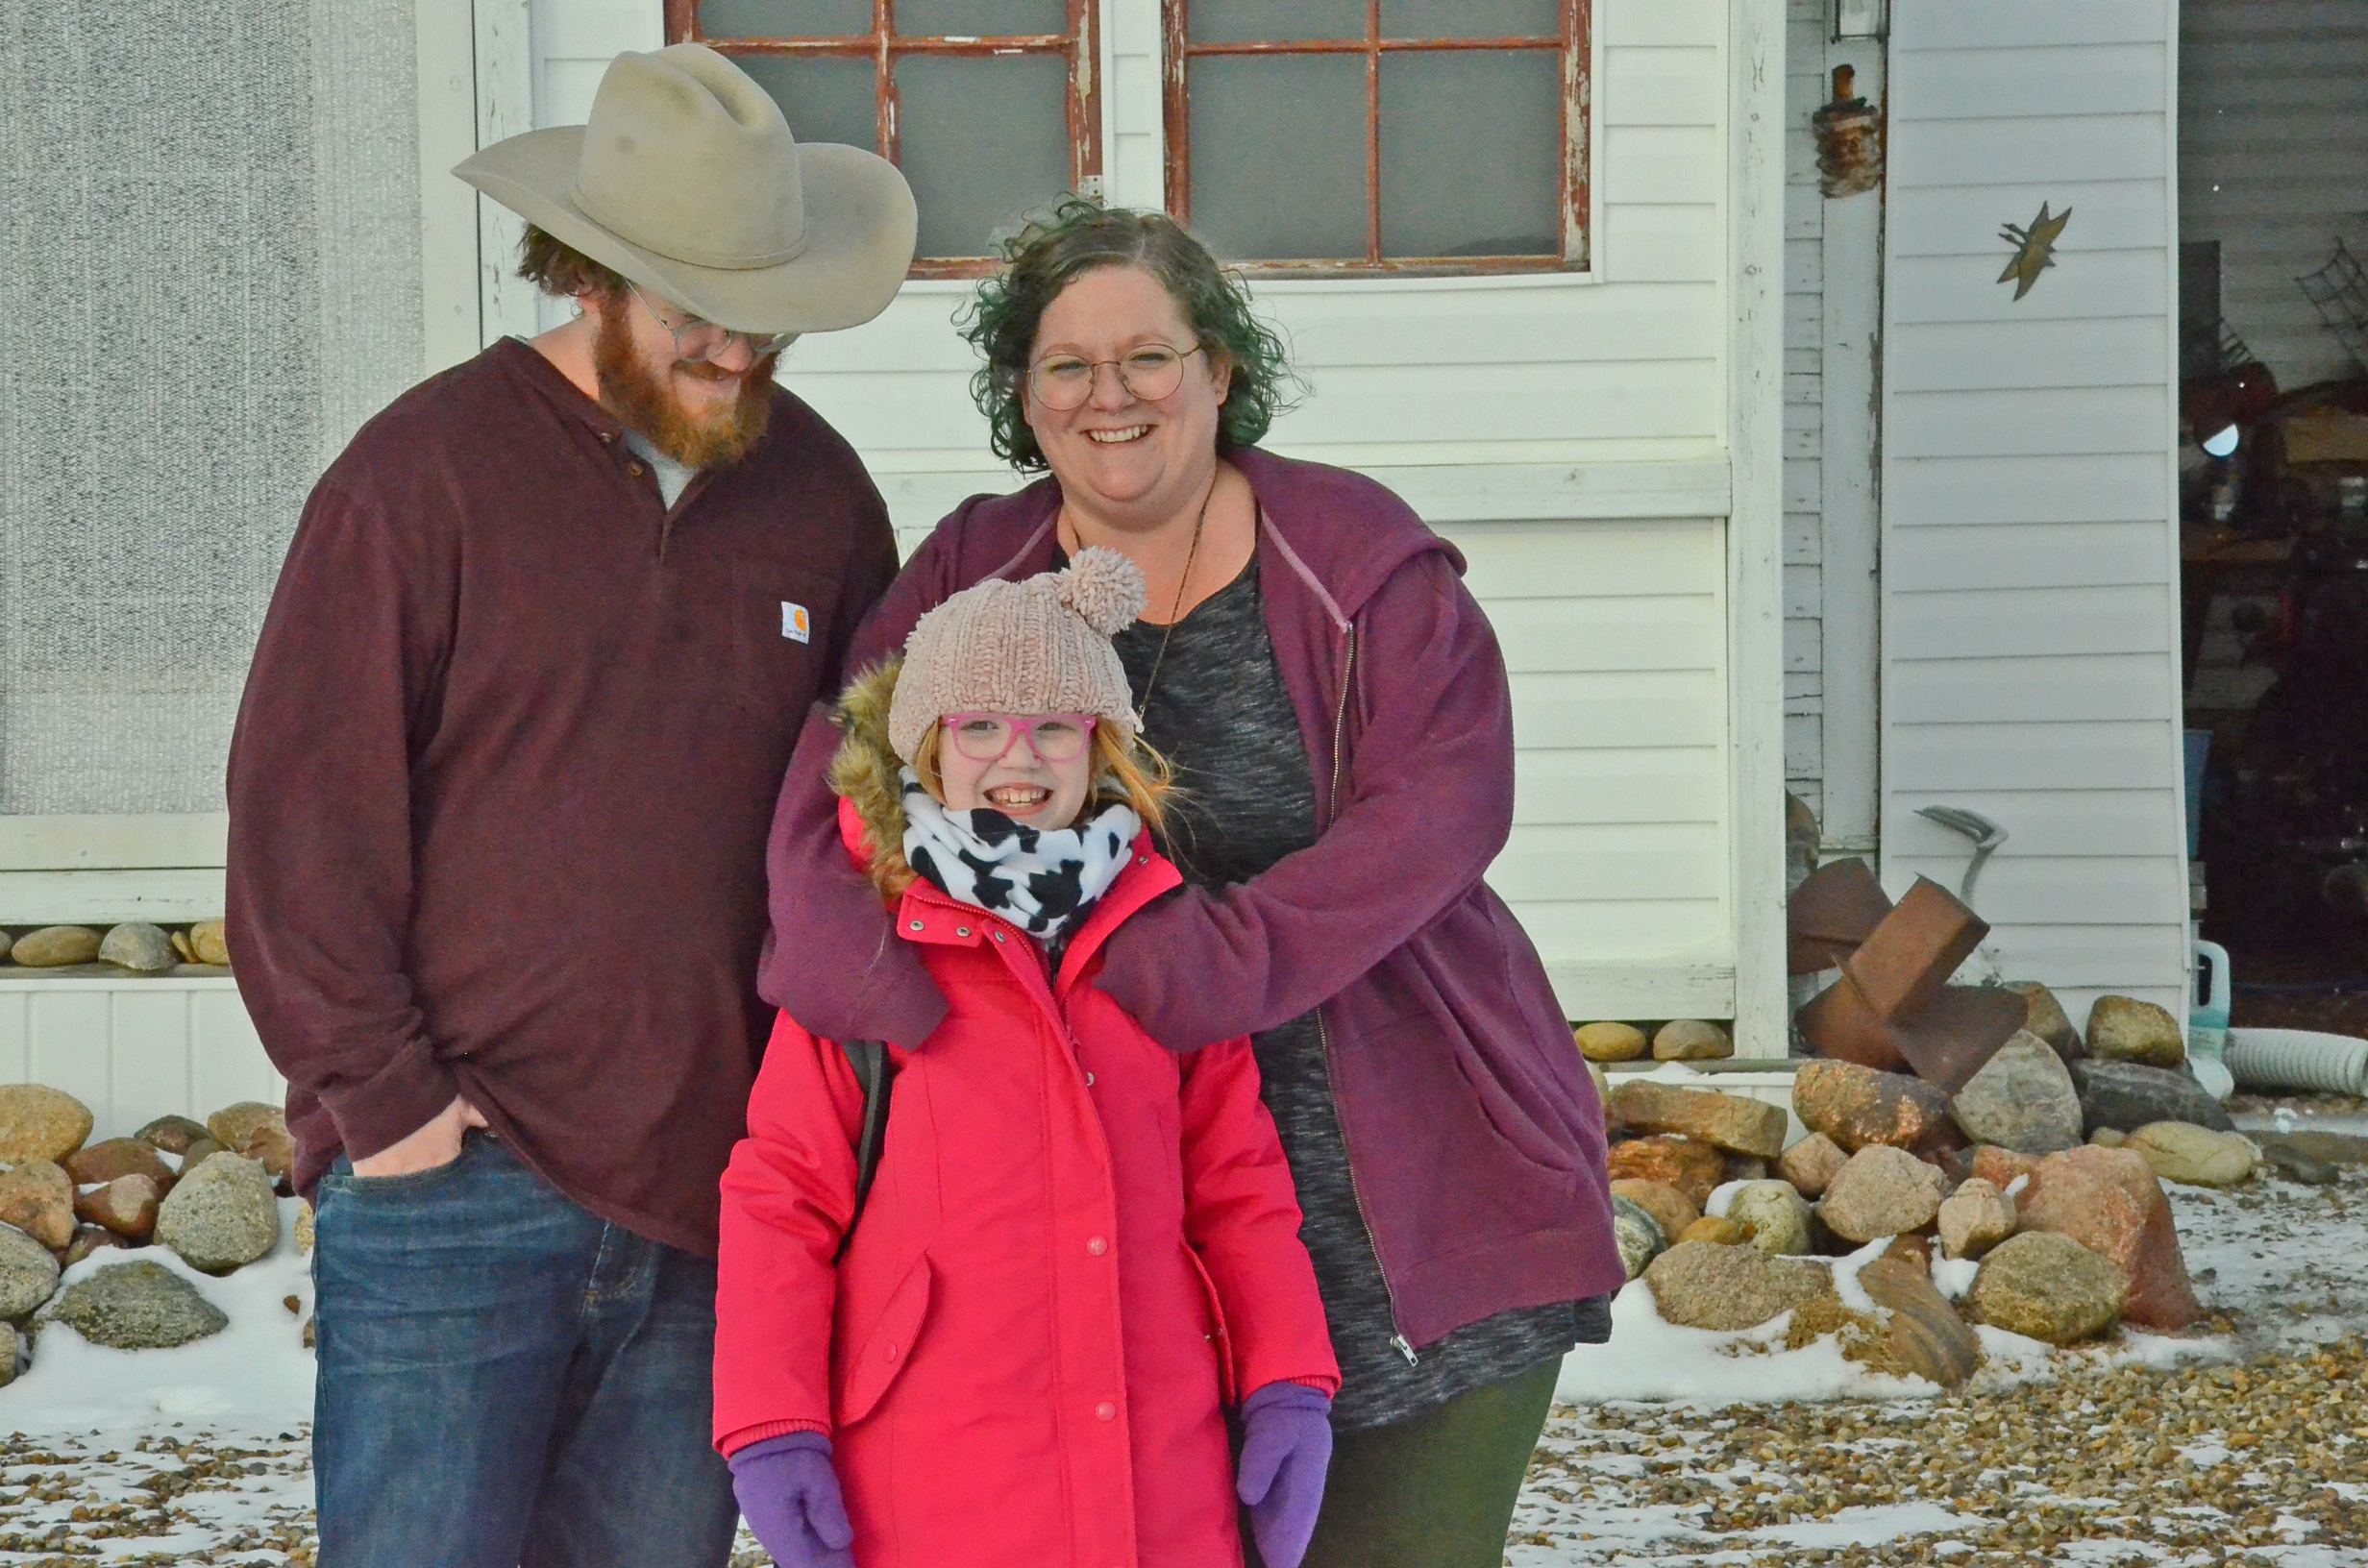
[782,602,811,644]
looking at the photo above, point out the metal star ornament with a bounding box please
[1997,203,2072,300]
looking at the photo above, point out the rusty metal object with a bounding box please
[1889,986,2028,1097]
[1847,878,1988,1022]
[1795,969,1909,1073]
[1788,857,1893,973]
[1793,875,2021,1093]
[1812,66,1883,199]
[1796,978,2023,1094]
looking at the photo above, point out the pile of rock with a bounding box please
[0,1084,296,1375]
[1598,983,2257,1384]
[0,919,230,972]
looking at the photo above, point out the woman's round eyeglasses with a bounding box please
[1025,344,1206,411]
[940,713,1098,765]
[630,287,800,364]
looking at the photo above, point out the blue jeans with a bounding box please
[310,1132,739,1568]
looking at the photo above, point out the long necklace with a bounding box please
[1064,472,1218,723]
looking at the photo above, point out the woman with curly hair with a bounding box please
[756,200,1623,1567]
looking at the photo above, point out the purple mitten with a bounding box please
[728,1433,854,1568]
[1236,1382,1334,1568]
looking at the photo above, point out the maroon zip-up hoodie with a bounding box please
[761,446,1622,1349]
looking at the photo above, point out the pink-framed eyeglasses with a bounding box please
[939,713,1098,765]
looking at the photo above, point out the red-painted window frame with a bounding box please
[1161,0,1591,275]
[665,1,1102,278]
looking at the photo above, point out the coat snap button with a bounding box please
[908,920,925,932]
[993,931,1005,942]
[955,926,971,938]
[1087,1236,1108,1256]
[1095,1402,1117,1422]
[1085,1071,1096,1086]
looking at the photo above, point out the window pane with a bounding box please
[1188,0,1366,44]
[1379,0,1559,39]
[1187,54,1366,260]
[736,55,880,152]
[895,0,1068,35]
[1379,50,1559,257]
[896,54,1073,256]
[699,0,874,37]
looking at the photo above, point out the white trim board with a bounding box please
[876,457,1735,541]
[0,872,229,926]
[0,816,228,873]
[1724,0,1791,1060]
[1547,963,1738,1019]
[414,0,481,372]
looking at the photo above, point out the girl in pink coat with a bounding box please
[715,550,1341,1568]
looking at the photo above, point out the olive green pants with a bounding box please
[1243,1358,1559,1568]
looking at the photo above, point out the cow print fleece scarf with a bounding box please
[900,770,1140,946]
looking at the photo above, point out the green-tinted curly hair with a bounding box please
[959,199,1300,472]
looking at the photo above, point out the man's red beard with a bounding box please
[593,296,776,469]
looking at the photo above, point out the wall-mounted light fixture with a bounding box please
[1833,0,1888,39]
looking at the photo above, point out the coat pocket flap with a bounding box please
[836,1254,933,1429]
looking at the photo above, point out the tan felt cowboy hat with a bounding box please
[456,43,917,334]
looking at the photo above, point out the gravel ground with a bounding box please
[1515,1339,2368,1564]
[1515,1135,2368,1567]
[6,1120,2365,1565]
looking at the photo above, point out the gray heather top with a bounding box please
[621,427,699,508]
[1103,545,1603,1432]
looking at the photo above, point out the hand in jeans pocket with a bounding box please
[351,1096,487,1179]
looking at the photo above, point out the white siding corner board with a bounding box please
[1880,0,2187,1018]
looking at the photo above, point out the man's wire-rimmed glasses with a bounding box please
[629,286,800,364]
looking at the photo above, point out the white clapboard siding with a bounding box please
[506,0,1766,1033]
[0,979,279,1143]
[0,0,1765,1140]
[1881,0,2187,1024]
[1446,520,1735,1013]
[2181,0,2368,386]
[518,0,1737,494]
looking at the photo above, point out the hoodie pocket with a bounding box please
[835,1254,932,1429]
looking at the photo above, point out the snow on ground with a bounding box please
[10,1200,315,1437]
[2,1117,2365,1562]
[0,1201,315,1563]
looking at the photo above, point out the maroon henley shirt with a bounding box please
[227,337,898,1255]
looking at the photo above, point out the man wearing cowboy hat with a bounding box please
[226,44,915,1565]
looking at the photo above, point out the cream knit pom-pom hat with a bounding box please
[886,547,1148,762]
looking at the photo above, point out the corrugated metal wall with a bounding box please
[2180,0,2368,387]
[1880,0,2189,1023]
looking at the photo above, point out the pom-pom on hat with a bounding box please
[886,547,1148,762]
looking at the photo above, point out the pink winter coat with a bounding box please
[714,800,1340,1568]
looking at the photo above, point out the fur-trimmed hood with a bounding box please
[828,658,919,902]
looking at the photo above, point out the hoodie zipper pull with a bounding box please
[1391,1333,1419,1367]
